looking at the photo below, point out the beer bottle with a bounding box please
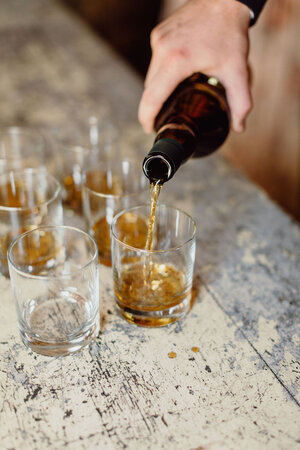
[142,72,230,183]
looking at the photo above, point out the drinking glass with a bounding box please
[0,168,63,277]
[54,117,119,213]
[111,204,196,327]
[55,116,119,157]
[58,144,95,213]
[8,226,100,356]
[82,159,148,267]
[0,127,46,174]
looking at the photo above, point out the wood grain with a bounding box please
[0,1,299,448]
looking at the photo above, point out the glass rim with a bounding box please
[111,203,196,254]
[7,225,98,280]
[0,168,61,212]
[53,116,119,146]
[0,126,46,160]
[82,158,148,199]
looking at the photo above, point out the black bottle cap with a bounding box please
[142,139,184,183]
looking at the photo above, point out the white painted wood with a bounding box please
[0,1,299,448]
[1,266,299,449]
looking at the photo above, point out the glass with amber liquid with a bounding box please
[0,168,63,277]
[56,144,97,214]
[82,159,148,266]
[54,116,119,214]
[111,204,196,327]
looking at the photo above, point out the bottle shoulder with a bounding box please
[154,72,230,132]
[143,72,231,184]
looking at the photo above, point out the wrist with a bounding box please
[229,0,252,28]
[236,0,267,25]
[205,0,251,28]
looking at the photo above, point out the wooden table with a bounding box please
[0,1,299,448]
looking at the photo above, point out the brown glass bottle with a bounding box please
[142,72,230,183]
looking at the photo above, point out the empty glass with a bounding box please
[111,205,196,327]
[8,226,100,356]
[0,168,63,277]
[0,127,46,174]
[82,159,148,266]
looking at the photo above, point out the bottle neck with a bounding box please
[143,132,194,183]
[142,151,172,183]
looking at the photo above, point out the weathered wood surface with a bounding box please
[0,1,299,449]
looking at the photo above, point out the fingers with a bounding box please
[139,52,191,133]
[140,64,252,134]
[144,27,166,88]
[138,71,186,133]
[221,64,252,133]
[144,52,163,89]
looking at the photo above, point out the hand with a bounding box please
[138,0,252,133]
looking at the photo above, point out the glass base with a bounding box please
[115,295,191,327]
[20,320,100,356]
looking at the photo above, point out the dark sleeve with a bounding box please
[236,0,268,25]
